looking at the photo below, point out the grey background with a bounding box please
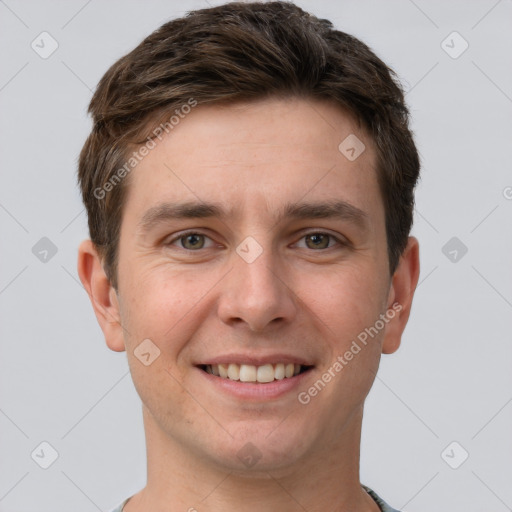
[1,0,511,511]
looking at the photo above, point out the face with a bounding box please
[82,97,417,474]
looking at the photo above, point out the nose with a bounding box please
[217,243,297,333]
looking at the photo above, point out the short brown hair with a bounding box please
[78,0,420,290]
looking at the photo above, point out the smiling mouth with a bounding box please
[199,363,313,383]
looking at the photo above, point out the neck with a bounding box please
[124,405,378,512]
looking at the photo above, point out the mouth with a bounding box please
[198,363,313,383]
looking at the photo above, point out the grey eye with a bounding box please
[304,233,331,249]
[180,233,206,250]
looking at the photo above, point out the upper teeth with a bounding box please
[205,363,302,383]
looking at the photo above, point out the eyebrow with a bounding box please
[137,199,369,234]
[138,201,226,234]
[282,200,368,229]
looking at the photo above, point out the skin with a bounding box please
[78,97,419,512]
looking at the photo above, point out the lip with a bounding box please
[195,365,314,400]
[197,353,313,366]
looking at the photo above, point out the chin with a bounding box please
[202,420,314,474]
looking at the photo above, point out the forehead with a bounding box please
[122,97,382,227]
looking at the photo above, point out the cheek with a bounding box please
[301,265,388,340]
[118,263,215,357]
[127,353,192,432]
[299,271,386,406]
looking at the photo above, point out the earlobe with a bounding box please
[381,237,420,354]
[77,239,126,352]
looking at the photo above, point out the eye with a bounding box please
[167,231,215,250]
[296,232,343,250]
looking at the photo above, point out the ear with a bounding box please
[77,239,126,352]
[381,236,420,354]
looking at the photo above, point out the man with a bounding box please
[77,2,420,511]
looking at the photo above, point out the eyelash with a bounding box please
[166,230,347,251]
